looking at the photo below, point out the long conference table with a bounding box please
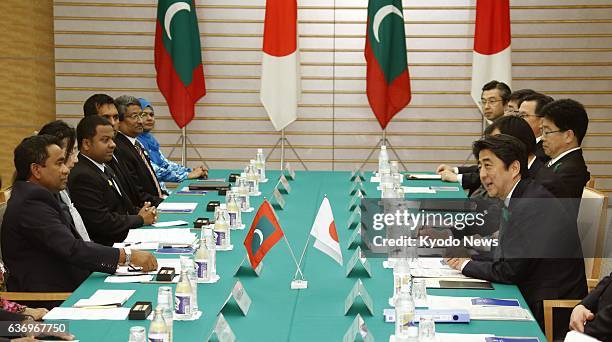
[58,170,546,341]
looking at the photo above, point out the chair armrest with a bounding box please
[544,299,581,342]
[0,291,72,301]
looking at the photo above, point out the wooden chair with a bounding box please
[543,187,609,341]
[0,188,11,204]
[586,177,595,189]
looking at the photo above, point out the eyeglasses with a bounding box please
[541,129,565,136]
[126,112,147,120]
[517,113,539,119]
[480,98,504,106]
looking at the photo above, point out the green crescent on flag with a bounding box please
[365,0,411,129]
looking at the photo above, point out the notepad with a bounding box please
[123,228,196,245]
[104,275,154,283]
[403,186,437,194]
[156,202,198,213]
[152,220,189,228]
[44,307,130,320]
[407,174,442,180]
[112,242,159,250]
[73,289,135,308]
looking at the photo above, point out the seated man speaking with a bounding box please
[445,134,587,327]
[1,135,157,295]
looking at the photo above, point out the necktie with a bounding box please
[59,191,91,241]
[55,193,76,232]
[104,166,123,196]
[134,140,163,197]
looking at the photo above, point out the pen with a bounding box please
[76,303,122,309]
[123,242,141,247]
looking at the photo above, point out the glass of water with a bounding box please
[418,317,436,341]
[128,326,146,342]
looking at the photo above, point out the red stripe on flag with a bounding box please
[474,0,511,55]
[365,38,411,130]
[262,0,297,57]
[154,22,206,128]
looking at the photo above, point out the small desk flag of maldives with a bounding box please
[310,197,343,265]
[365,0,411,129]
[260,0,301,131]
[155,0,206,128]
[244,200,285,269]
[470,0,512,110]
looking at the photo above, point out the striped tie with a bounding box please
[134,140,163,197]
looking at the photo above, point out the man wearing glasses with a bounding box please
[535,99,590,218]
[504,88,536,117]
[479,80,511,123]
[113,95,164,205]
[516,93,554,163]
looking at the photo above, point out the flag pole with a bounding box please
[280,129,285,170]
[293,233,312,280]
[283,235,305,280]
[181,126,187,165]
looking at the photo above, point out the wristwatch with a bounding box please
[124,248,132,265]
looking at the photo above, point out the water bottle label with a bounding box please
[174,294,191,315]
[214,231,226,246]
[148,333,168,342]
[195,260,208,279]
[248,180,256,192]
[228,212,237,226]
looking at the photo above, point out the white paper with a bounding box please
[104,275,153,283]
[123,228,196,245]
[565,331,601,342]
[153,220,189,228]
[115,258,184,276]
[423,277,488,288]
[402,186,437,194]
[113,242,159,250]
[410,258,451,269]
[435,333,495,342]
[407,174,442,180]
[425,296,534,321]
[73,289,135,307]
[43,307,130,320]
[410,268,468,278]
[370,176,380,183]
[156,202,198,212]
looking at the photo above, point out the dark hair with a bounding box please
[520,93,555,117]
[14,135,62,181]
[76,115,113,150]
[540,99,589,145]
[38,120,76,159]
[485,116,536,155]
[473,134,528,179]
[508,89,536,104]
[482,80,512,104]
[114,95,141,121]
[83,94,116,117]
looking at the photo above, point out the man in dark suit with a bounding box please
[534,99,590,218]
[113,95,164,205]
[2,135,157,295]
[446,134,587,328]
[569,272,612,340]
[516,93,554,164]
[83,93,156,208]
[68,116,157,246]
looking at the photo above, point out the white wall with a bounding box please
[54,0,612,196]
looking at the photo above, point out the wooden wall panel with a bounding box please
[0,0,55,188]
[53,0,612,195]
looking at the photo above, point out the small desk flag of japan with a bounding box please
[310,197,343,265]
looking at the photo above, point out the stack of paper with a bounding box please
[104,275,154,283]
[115,258,182,276]
[403,186,437,194]
[113,242,159,250]
[156,202,198,213]
[407,174,442,180]
[425,296,534,321]
[73,289,135,308]
[123,228,196,245]
[44,307,130,320]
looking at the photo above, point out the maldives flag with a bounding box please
[260,0,301,131]
[471,0,512,110]
[155,0,206,128]
[365,0,411,130]
[310,197,343,265]
[244,200,285,269]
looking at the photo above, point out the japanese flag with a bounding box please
[310,197,343,265]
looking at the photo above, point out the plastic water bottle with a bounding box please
[195,235,211,282]
[180,256,198,314]
[174,270,192,319]
[204,228,216,276]
[245,161,260,195]
[395,284,415,340]
[255,148,266,181]
[148,307,169,342]
[378,145,390,174]
[225,191,242,229]
[393,258,412,304]
[156,287,173,342]
[236,174,251,212]
[128,326,146,342]
[391,160,402,186]
[213,205,230,249]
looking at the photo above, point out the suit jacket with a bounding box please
[1,181,119,292]
[534,148,590,218]
[462,179,587,326]
[68,155,143,246]
[535,140,550,164]
[113,132,163,206]
[108,155,143,208]
[581,272,612,341]
[457,165,481,194]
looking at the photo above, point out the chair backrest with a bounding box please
[577,187,608,280]
[0,188,10,204]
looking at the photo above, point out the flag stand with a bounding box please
[167,125,210,168]
[357,130,408,172]
[285,235,308,289]
[267,129,309,171]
